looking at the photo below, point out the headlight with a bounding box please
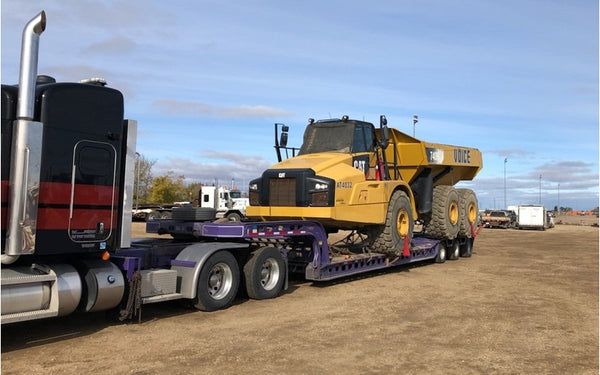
[249,183,258,191]
[314,183,328,190]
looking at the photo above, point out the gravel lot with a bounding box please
[2,219,598,375]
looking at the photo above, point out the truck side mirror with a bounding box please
[280,131,288,148]
[379,115,390,149]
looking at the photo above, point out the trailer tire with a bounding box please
[435,242,447,263]
[369,190,414,256]
[227,212,242,222]
[424,185,460,240]
[244,247,285,300]
[457,189,478,238]
[193,251,240,311]
[460,238,474,257]
[448,240,460,260]
[147,210,160,221]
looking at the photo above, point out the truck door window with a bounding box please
[352,123,374,153]
[69,140,117,243]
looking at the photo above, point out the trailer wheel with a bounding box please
[460,238,474,257]
[457,189,478,238]
[227,212,242,222]
[193,251,240,311]
[244,247,285,300]
[369,190,414,256]
[147,210,160,221]
[424,185,460,240]
[448,240,460,260]
[435,242,447,263]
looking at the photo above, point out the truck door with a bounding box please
[351,123,376,179]
[68,140,117,243]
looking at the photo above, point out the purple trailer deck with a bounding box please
[145,219,440,282]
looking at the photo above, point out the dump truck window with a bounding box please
[352,124,374,153]
[298,122,355,154]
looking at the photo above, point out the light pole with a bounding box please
[135,152,140,210]
[539,175,542,205]
[412,115,418,137]
[504,158,507,209]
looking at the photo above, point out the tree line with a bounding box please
[134,154,203,205]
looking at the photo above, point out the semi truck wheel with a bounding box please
[193,251,240,311]
[369,190,414,256]
[244,247,286,300]
[424,185,460,240]
[457,189,478,238]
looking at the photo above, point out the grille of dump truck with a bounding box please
[269,178,296,206]
[249,168,335,207]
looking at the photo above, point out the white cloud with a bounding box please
[153,99,291,119]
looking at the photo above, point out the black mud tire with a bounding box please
[435,242,447,263]
[424,185,460,240]
[448,240,460,260]
[369,190,414,256]
[244,247,286,300]
[193,251,240,311]
[460,238,474,257]
[457,189,478,238]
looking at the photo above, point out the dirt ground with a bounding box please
[2,218,598,375]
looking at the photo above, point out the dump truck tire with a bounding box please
[369,190,414,256]
[457,189,478,238]
[424,185,460,240]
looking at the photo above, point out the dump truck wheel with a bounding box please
[193,251,240,311]
[369,190,414,256]
[424,185,460,240]
[457,189,478,238]
[244,247,285,300]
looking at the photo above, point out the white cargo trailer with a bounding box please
[517,205,547,230]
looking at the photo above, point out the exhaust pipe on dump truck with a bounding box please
[3,11,46,264]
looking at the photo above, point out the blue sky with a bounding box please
[2,0,598,210]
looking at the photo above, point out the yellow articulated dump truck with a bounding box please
[247,115,482,259]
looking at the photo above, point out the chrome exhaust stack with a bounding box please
[3,11,46,263]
